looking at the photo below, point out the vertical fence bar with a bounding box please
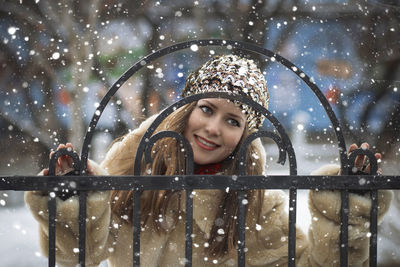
[133,190,141,267]
[48,195,56,267]
[288,188,297,267]
[238,190,246,267]
[340,190,349,267]
[78,191,87,267]
[185,190,193,267]
[369,190,378,267]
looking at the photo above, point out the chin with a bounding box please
[194,159,209,165]
[193,157,214,165]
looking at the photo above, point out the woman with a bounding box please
[26,55,391,266]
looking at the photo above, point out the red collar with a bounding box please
[194,163,222,175]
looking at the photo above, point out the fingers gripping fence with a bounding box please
[0,39,398,266]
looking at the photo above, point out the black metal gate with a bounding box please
[1,39,399,267]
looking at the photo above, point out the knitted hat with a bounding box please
[182,54,269,130]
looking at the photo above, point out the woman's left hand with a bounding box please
[348,142,382,175]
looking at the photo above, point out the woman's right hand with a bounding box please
[39,143,75,176]
[348,142,382,175]
[38,143,99,176]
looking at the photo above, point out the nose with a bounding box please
[205,116,221,136]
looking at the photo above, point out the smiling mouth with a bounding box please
[194,135,219,151]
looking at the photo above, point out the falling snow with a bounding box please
[1,1,399,265]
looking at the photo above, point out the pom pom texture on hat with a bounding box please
[182,54,269,130]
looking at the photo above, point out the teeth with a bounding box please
[198,136,217,147]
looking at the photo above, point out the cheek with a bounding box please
[226,129,244,149]
[187,110,204,130]
[185,112,195,130]
[184,111,200,137]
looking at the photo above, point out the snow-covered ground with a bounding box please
[0,206,109,267]
[0,205,48,267]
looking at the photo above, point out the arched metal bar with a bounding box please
[133,92,293,175]
[133,92,294,267]
[80,39,347,175]
[237,131,289,175]
[237,131,287,176]
[76,39,348,267]
[236,130,288,266]
[237,130,297,266]
[48,148,80,176]
[134,130,195,267]
[347,148,378,175]
[47,148,82,267]
[132,130,194,266]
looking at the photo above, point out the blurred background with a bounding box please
[0,0,399,266]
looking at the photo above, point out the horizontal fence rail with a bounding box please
[1,174,399,267]
[2,175,398,191]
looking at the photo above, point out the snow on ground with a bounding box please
[0,205,109,267]
[0,205,48,267]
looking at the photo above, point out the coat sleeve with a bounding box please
[377,190,400,266]
[25,160,116,267]
[244,165,392,267]
[307,164,392,266]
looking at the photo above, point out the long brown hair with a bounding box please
[103,101,265,257]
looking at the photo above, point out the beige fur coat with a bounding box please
[25,167,392,266]
[25,117,392,266]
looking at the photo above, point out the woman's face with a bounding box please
[184,98,246,165]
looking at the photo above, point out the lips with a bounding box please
[194,135,219,151]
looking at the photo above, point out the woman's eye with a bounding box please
[227,118,240,127]
[200,105,212,114]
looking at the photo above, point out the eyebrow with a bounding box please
[202,99,245,122]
